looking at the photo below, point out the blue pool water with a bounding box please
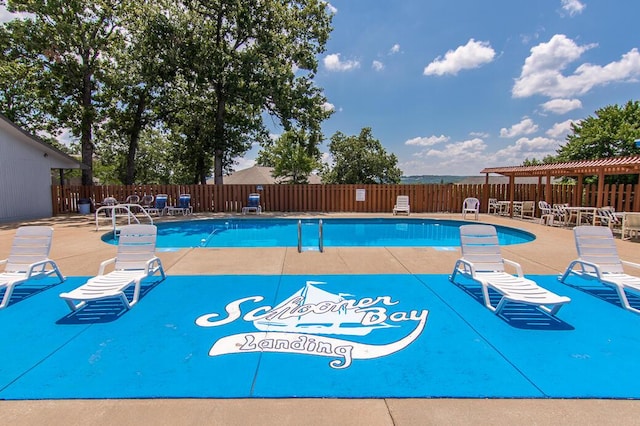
[102,218,535,248]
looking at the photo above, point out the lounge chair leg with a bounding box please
[64,299,84,311]
[0,285,16,309]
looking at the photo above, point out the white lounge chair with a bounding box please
[560,225,640,313]
[1,226,65,309]
[393,195,410,215]
[450,224,571,315]
[59,224,165,311]
[462,197,480,220]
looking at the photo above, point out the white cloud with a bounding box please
[561,0,586,16]
[423,39,496,76]
[546,119,576,138]
[541,98,582,114]
[390,44,401,54]
[405,137,488,174]
[513,34,640,98]
[323,53,360,72]
[405,135,449,147]
[499,118,538,138]
[325,3,338,14]
[494,136,562,163]
[321,101,335,112]
[419,138,487,159]
[372,60,384,71]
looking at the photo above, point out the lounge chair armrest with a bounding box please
[97,257,117,275]
[145,256,161,273]
[25,259,55,277]
[621,260,640,270]
[453,258,476,276]
[503,258,524,277]
[562,258,603,280]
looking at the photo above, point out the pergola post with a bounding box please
[508,174,515,217]
[545,174,552,204]
[596,168,605,207]
[576,174,584,206]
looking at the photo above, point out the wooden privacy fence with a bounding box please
[51,183,640,216]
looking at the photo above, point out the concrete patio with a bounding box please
[1,212,640,425]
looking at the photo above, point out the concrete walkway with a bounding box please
[1,213,640,425]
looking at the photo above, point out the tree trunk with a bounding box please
[80,68,94,186]
[213,82,226,185]
[125,91,147,184]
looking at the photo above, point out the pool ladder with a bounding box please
[297,219,324,253]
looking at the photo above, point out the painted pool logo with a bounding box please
[195,281,429,369]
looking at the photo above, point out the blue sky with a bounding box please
[297,0,640,176]
[3,1,640,176]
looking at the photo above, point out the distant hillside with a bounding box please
[401,175,468,184]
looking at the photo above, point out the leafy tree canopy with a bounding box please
[555,100,640,184]
[557,100,640,162]
[322,127,402,184]
[256,129,320,184]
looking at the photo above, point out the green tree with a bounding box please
[556,100,640,183]
[4,0,130,185]
[95,1,173,184]
[167,0,333,184]
[322,127,402,184]
[0,24,60,144]
[256,129,320,184]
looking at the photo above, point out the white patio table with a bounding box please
[563,206,598,226]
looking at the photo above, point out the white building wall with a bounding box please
[0,123,55,222]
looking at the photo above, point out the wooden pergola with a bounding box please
[480,155,640,213]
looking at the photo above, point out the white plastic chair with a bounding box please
[621,212,640,240]
[560,225,640,313]
[451,224,571,315]
[487,198,499,215]
[59,224,165,311]
[462,197,480,220]
[1,226,65,309]
[519,201,535,220]
[393,195,410,215]
[538,201,554,225]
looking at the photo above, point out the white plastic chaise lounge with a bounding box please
[1,226,65,309]
[59,224,165,311]
[393,195,410,215]
[560,225,640,313]
[450,224,571,315]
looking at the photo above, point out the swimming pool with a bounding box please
[102,218,535,248]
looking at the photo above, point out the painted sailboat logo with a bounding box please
[253,281,394,336]
[196,281,429,369]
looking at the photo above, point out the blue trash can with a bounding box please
[78,198,91,214]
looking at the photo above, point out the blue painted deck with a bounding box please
[1,273,639,399]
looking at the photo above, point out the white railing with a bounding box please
[95,203,154,236]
